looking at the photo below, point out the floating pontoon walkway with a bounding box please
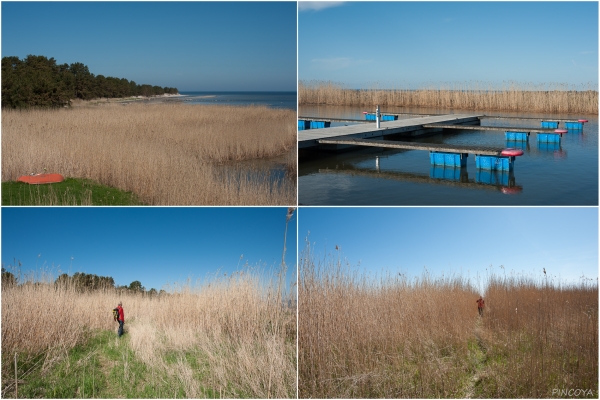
[298,116,372,124]
[480,115,586,122]
[317,138,506,156]
[299,114,482,149]
[363,112,584,122]
[422,124,556,133]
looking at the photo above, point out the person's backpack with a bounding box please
[113,308,119,322]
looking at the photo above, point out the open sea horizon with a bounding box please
[178,91,296,110]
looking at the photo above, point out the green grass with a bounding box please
[2,330,221,398]
[2,178,145,206]
[465,324,597,399]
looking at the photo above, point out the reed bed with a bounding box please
[299,81,598,115]
[299,243,598,398]
[482,273,598,398]
[299,244,480,398]
[2,103,297,205]
[1,266,297,398]
[284,150,297,178]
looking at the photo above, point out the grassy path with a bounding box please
[3,326,217,398]
[462,317,488,399]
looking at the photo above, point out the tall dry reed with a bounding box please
[299,243,480,398]
[2,103,297,205]
[299,243,598,398]
[1,266,297,398]
[482,272,598,397]
[299,81,598,115]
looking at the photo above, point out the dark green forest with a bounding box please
[2,267,163,296]
[2,55,179,109]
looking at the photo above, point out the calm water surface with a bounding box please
[175,92,296,183]
[299,105,598,205]
[179,91,296,110]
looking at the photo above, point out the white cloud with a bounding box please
[298,1,345,12]
[310,57,371,71]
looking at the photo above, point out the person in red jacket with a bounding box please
[476,296,485,317]
[116,301,125,337]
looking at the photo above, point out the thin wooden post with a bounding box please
[14,352,18,399]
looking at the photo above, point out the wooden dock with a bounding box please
[422,124,557,134]
[299,114,483,149]
[298,116,372,124]
[479,115,580,122]
[367,112,580,122]
[317,138,507,156]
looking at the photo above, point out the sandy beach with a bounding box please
[72,93,195,106]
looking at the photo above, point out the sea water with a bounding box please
[179,91,296,110]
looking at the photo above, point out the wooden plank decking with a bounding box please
[317,139,507,156]
[299,114,483,149]
[298,116,372,124]
[370,112,578,122]
[422,124,557,133]
[479,115,581,122]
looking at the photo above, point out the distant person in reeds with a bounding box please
[476,296,485,317]
[115,301,124,337]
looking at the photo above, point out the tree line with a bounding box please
[1,267,163,296]
[2,55,179,109]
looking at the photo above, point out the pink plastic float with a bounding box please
[554,129,568,134]
[578,119,588,123]
[500,148,524,157]
[501,186,523,194]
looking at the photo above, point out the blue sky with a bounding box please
[2,207,297,293]
[299,207,598,293]
[299,2,598,89]
[2,2,297,91]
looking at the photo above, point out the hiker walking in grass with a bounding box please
[114,301,125,337]
[476,296,485,317]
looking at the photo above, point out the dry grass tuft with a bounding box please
[2,103,297,205]
[299,81,598,114]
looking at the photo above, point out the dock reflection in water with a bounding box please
[430,164,521,192]
[313,163,522,194]
[505,140,530,151]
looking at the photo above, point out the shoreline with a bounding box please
[71,93,187,106]
[77,93,297,108]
